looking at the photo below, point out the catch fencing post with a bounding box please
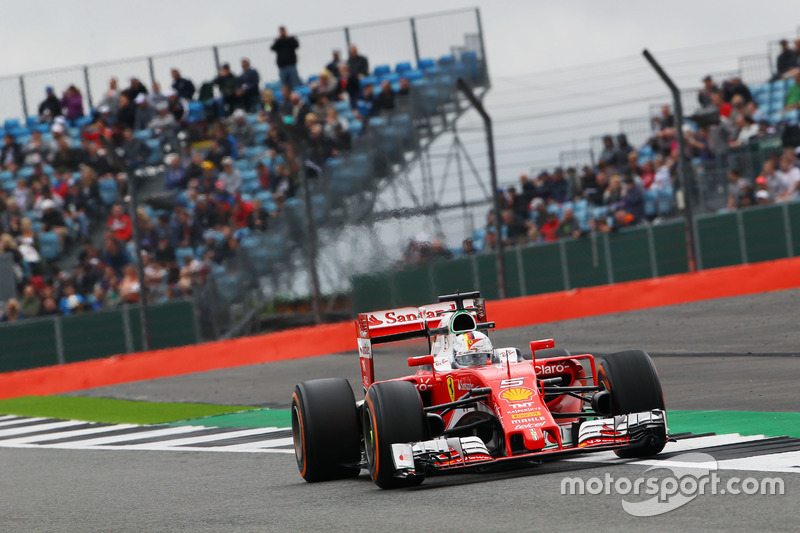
[456,77,507,299]
[643,49,698,273]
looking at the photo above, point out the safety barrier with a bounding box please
[352,201,800,312]
[0,300,198,373]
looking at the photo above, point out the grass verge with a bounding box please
[0,395,258,425]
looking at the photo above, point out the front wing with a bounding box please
[390,410,667,477]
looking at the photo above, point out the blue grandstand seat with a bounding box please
[187,101,205,123]
[9,126,30,138]
[296,86,311,101]
[175,246,195,265]
[373,65,391,76]
[438,54,456,68]
[134,129,152,141]
[381,72,400,84]
[418,58,436,71]
[244,146,265,159]
[1,180,14,193]
[145,138,162,165]
[0,170,13,182]
[241,180,260,195]
[656,186,674,215]
[3,118,20,130]
[307,75,319,84]
[368,116,387,129]
[785,109,800,122]
[25,115,40,127]
[17,166,34,179]
[360,76,379,89]
[213,272,240,302]
[348,119,363,137]
[644,189,657,217]
[38,231,60,261]
[311,194,328,224]
[34,123,50,134]
[350,152,369,176]
[241,169,257,182]
[395,61,412,74]
[235,159,252,171]
[334,100,351,113]
[592,206,608,220]
[472,228,487,251]
[74,116,93,128]
[324,157,344,179]
[404,69,424,82]
[245,113,259,125]
[98,178,118,205]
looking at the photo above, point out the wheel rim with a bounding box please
[291,404,304,466]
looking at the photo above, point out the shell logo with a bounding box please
[499,387,535,403]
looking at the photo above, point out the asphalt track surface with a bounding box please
[4,289,800,532]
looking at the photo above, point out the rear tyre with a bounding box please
[598,350,666,458]
[291,378,361,482]
[363,381,426,489]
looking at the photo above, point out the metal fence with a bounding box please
[352,198,800,312]
[0,299,198,373]
[0,7,485,125]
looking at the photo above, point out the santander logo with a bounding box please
[367,315,383,326]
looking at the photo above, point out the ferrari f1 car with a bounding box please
[291,291,667,489]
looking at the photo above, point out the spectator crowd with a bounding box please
[0,25,415,323]
[402,43,800,263]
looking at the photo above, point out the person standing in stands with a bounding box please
[347,45,369,78]
[326,49,342,81]
[60,85,84,123]
[170,68,195,100]
[271,26,301,89]
[775,39,797,80]
[212,63,238,117]
[236,58,261,112]
[38,87,62,122]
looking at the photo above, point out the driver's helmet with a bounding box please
[452,331,493,368]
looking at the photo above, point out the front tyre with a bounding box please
[363,381,426,489]
[291,378,361,482]
[598,350,666,458]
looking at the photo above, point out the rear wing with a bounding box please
[356,291,489,390]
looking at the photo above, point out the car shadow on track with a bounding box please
[347,460,612,491]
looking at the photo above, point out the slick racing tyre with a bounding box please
[363,381,426,489]
[598,350,666,458]
[291,378,361,482]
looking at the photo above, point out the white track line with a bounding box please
[0,417,48,428]
[44,425,204,447]
[121,427,288,449]
[0,420,89,437]
[0,424,140,446]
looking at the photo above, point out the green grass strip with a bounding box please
[167,409,291,428]
[669,410,800,439]
[0,396,258,425]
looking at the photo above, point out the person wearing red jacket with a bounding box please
[106,203,133,241]
[231,195,254,228]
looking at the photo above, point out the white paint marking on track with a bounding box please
[0,415,21,422]
[0,424,141,445]
[0,420,89,437]
[121,427,288,449]
[0,417,48,428]
[44,425,205,447]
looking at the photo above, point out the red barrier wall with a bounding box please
[2,256,800,399]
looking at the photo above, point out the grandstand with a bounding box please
[1,8,799,346]
[0,8,490,342]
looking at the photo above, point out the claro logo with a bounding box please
[535,364,567,374]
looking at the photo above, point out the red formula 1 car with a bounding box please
[291,291,667,489]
